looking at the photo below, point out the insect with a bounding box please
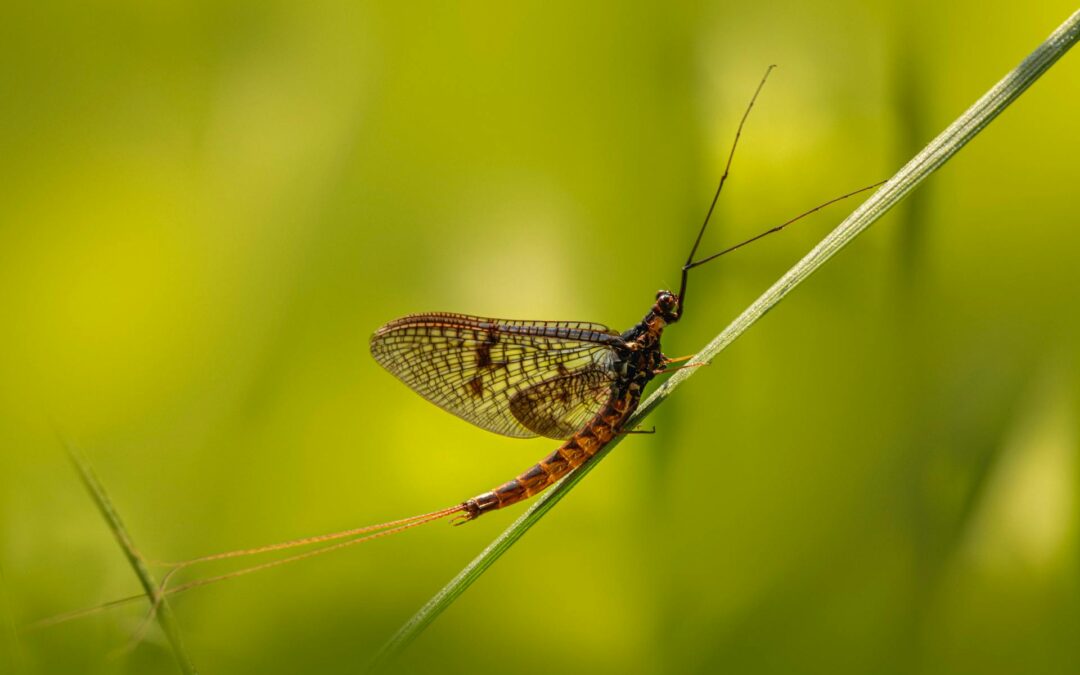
[371,303,680,521]
[30,67,881,631]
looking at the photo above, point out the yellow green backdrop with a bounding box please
[2,2,1078,674]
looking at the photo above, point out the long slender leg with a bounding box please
[655,363,707,375]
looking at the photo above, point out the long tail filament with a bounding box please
[24,503,466,632]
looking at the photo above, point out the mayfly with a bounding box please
[30,67,882,630]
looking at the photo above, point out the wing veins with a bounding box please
[370,313,622,439]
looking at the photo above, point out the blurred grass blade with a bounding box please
[65,444,199,675]
[371,9,1080,671]
[0,564,25,674]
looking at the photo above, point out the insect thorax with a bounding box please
[612,314,668,393]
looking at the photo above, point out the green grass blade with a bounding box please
[65,444,199,675]
[370,9,1080,671]
[0,564,25,674]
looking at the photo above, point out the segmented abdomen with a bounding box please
[461,389,638,519]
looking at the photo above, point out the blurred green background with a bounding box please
[2,2,1078,674]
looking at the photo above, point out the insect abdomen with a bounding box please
[461,395,633,520]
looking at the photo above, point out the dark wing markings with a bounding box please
[508,367,616,440]
[370,312,623,439]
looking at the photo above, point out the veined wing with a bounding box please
[370,312,622,439]
[508,366,616,439]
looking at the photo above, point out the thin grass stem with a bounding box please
[65,444,198,675]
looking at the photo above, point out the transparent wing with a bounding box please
[370,312,622,439]
[508,367,616,439]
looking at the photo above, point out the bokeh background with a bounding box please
[2,2,1078,674]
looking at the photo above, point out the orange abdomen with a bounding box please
[461,390,636,520]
